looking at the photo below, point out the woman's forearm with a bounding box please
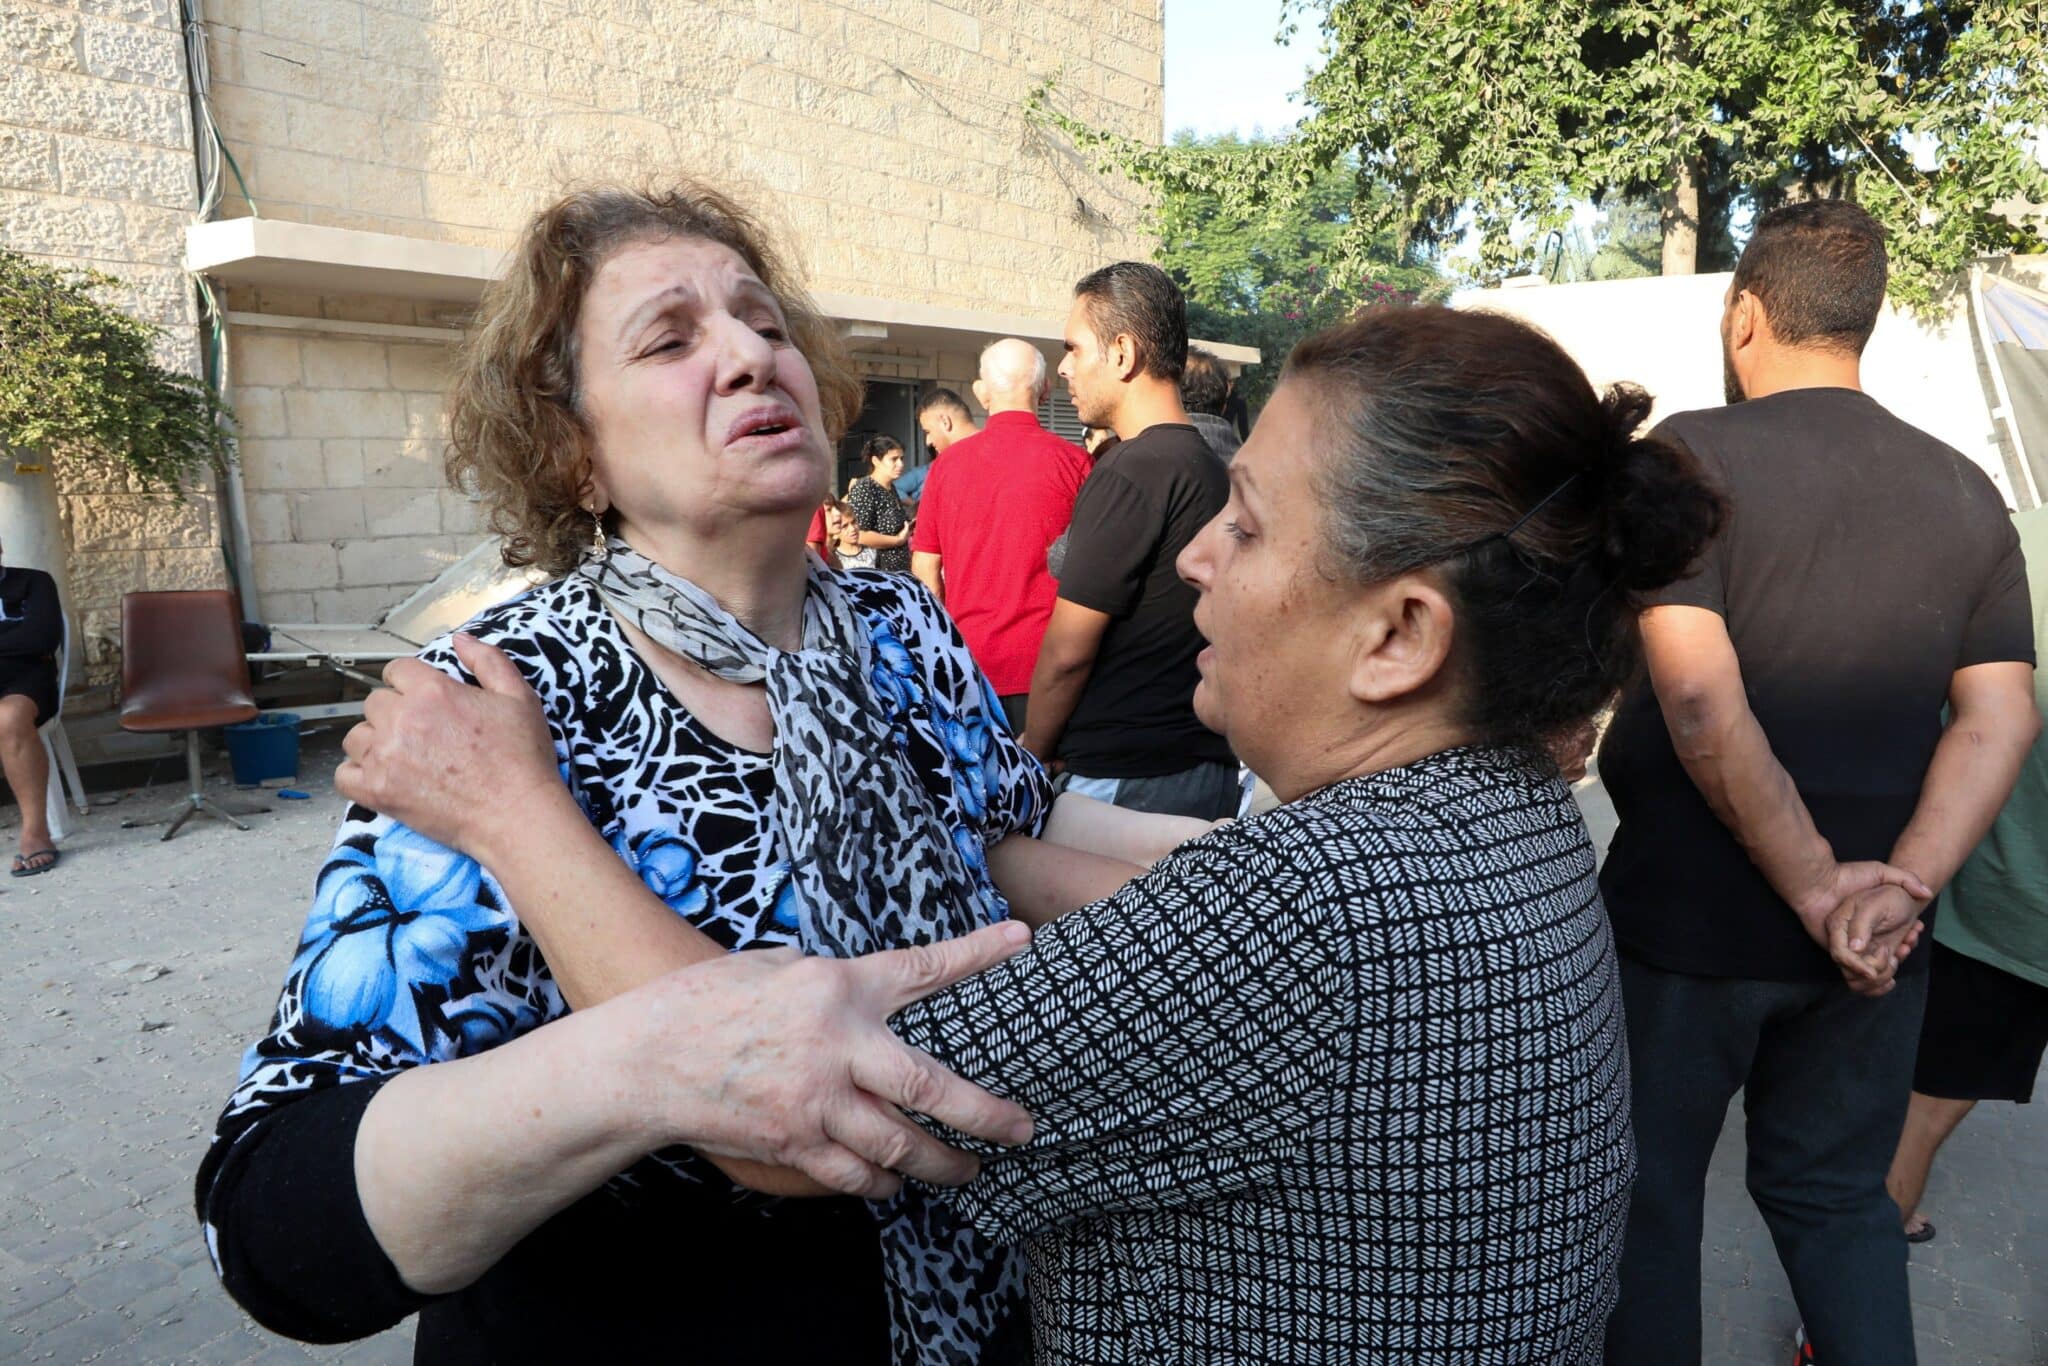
[1040,794,1225,869]
[988,834,1145,926]
[468,791,833,1197]
[361,928,1042,1245]
[355,1003,656,1294]
[474,789,723,1009]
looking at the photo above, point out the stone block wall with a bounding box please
[198,0,1163,318]
[220,290,1003,622]
[225,298,484,622]
[2,0,225,682]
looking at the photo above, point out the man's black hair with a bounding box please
[917,387,973,420]
[1073,261,1188,382]
[1181,347,1229,415]
[1731,200,1889,354]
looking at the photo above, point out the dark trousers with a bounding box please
[997,693,1028,735]
[1055,759,1242,820]
[1606,955,1927,1365]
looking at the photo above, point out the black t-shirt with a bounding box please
[1055,423,1233,776]
[0,567,61,661]
[1599,389,2034,982]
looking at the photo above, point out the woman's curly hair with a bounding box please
[446,181,863,575]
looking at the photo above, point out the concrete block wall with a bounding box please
[224,296,1003,616]
[1,0,228,682]
[198,0,1164,319]
[8,0,1169,633]
[226,305,485,623]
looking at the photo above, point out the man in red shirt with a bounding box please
[912,338,1091,732]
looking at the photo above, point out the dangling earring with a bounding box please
[587,506,609,561]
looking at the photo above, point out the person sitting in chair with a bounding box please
[0,540,62,876]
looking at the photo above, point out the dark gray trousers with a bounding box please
[1054,760,1242,820]
[1605,955,1927,1365]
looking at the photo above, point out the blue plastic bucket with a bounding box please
[224,712,301,785]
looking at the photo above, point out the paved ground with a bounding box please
[1574,779,2048,1365]
[2,732,414,1364]
[2,742,2041,1363]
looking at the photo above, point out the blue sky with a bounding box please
[1162,0,1318,141]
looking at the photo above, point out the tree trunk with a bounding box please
[1661,152,1700,275]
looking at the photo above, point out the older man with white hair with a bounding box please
[912,337,1093,732]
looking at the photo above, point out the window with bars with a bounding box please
[1037,387,1086,442]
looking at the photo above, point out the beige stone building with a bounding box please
[4,0,1247,682]
[5,0,219,681]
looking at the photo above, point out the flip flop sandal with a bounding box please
[10,848,59,877]
[1905,1220,1937,1244]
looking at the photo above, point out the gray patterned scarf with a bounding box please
[576,538,989,958]
[578,539,1025,1364]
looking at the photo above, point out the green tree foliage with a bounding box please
[0,250,233,491]
[1036,2,2048,314]
[1152,133,1441,410]
[1588,198,1667,280]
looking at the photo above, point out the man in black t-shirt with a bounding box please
[1599,203,2040,1364]
[1020,262,1236,818]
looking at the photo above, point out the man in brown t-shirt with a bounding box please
[1599,202,2041,1363]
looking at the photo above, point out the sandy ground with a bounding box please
[2,729,413,1363]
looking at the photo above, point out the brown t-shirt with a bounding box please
[1599,388,2034,981]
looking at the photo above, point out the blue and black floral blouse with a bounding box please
[199,568,1050,1363]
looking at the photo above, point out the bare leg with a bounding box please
[0,695,52,859]
[1885,1092,1976,1232]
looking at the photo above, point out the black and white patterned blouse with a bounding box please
[200,569,1049,1363]
[895,745,1634,1364]
[848,475,912,572]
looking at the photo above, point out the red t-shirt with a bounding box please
[910,411,1093,695]
[806,505,830,548]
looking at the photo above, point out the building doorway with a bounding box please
[836,378,920,496]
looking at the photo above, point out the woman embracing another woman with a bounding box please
[202,174,1757,1363]
[194,182,1223,1363]
[294,301,1743,1362]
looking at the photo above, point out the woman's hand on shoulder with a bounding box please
[612,922,1039,1198]
[337,633,565,862]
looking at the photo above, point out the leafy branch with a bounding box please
[1030,2,2048,317]
[0,250,234,492]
